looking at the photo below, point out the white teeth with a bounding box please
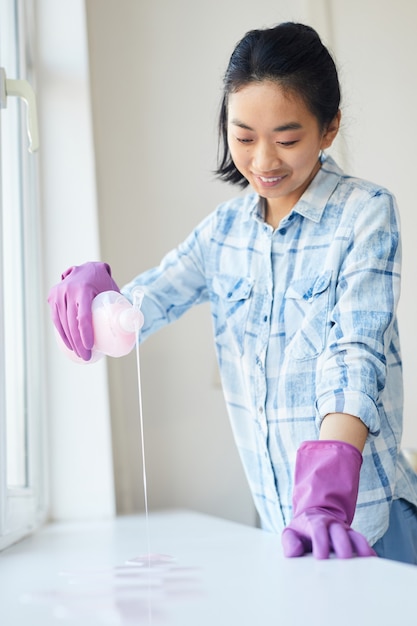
[259,176,281,182]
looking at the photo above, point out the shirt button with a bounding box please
[280,228,287,235]
[258,406,264,414]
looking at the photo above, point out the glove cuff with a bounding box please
[298,439,362,462]
[292,439,362,524]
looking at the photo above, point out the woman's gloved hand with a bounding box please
[48,261,120,361]
[282,440,377,559]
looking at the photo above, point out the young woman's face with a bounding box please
[227,81,339,223]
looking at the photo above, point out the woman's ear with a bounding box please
[321,110,341,149]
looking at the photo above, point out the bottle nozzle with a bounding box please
[116,288,144,333]
[132,287,145,312]
[119,307,144,333]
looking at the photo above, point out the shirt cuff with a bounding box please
[316,390,380,435]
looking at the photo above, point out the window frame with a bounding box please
[0,0,48,551]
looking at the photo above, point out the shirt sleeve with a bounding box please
[315,189,401,435]
[120,214,213,341]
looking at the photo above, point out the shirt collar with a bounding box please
[295,153,343,222]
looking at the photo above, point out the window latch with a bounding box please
[0,67,39,153]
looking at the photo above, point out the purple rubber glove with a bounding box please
[48,261,120,361]
[282,440,376,559]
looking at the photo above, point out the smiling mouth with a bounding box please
[259,175,283,183]
[256,174,286,186]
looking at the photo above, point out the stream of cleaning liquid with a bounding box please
[133,288,153,625]
[131,291,177,576]
[133,289,152,564]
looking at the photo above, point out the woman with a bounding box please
[48,22,417,562]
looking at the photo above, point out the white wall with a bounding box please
[37,0,115,520]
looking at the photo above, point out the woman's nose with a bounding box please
[253,141,281,171]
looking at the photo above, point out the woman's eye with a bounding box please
[236,137,253,144]
[277,140,298,147]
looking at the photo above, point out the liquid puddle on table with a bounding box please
[21,553,203,624]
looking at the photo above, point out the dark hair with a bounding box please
[216,22,341,187]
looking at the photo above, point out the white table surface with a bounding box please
[0,510,416,626]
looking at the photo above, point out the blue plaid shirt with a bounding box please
[123,154,417,545]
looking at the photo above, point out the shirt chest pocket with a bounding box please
[284,271,333,360]
[211,274,253,356]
